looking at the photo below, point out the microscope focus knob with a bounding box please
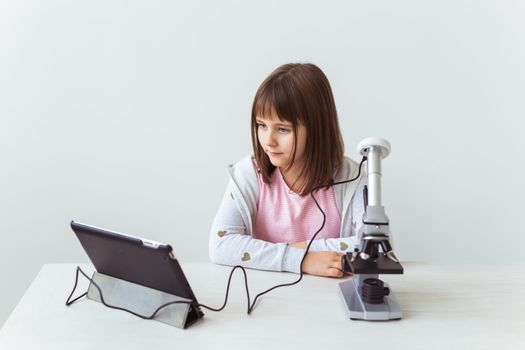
[357,137,391,159]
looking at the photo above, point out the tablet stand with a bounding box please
[86,271,194,329]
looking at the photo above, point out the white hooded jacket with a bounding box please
[209,155,367,274]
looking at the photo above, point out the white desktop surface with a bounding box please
[0,262,524,349]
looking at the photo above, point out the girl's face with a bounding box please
[256,111,306,171]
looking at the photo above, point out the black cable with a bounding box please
[65,267,87,305]
[66,156,367,318]
[241,155,367,313]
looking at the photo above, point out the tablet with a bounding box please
[70,220,204,323]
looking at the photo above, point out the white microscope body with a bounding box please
[339,137,403,321]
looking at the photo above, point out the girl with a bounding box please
[209,63,366,278]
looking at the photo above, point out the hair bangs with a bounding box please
[253,79,302,125]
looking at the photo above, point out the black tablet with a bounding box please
[70,220,204,323]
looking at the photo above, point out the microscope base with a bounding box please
[338,274,402,321]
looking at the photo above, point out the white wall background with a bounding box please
[1,0,524,327]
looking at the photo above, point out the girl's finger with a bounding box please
[332,253,344,262]
[330,259,343,269]
[327,267,343,278]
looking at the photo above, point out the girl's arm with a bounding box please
[209,179,306,273]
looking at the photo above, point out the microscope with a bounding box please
[339,137,403,321]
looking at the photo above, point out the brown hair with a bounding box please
[251,63,344,196]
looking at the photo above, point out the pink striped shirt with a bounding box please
[252,159,341,244]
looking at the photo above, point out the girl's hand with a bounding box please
[301,251,345,278]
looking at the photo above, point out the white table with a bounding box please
[0,262,524,349]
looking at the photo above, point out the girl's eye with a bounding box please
[256,123,289,133]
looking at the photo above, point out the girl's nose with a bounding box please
[265,132,278,147]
